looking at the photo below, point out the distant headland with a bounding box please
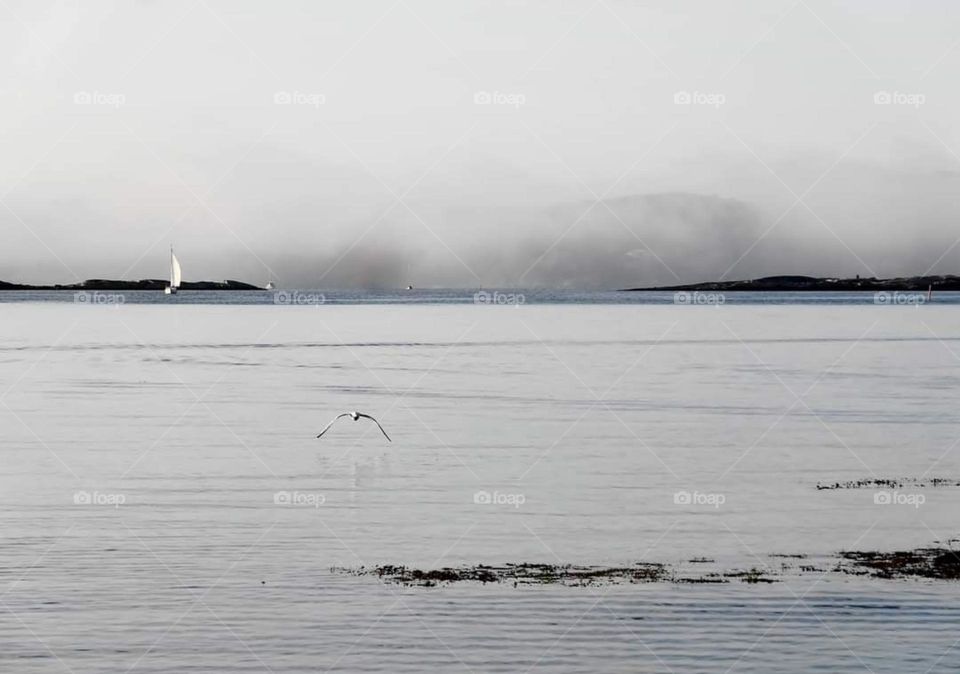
[622,275,960,292]
[0,279,261,291]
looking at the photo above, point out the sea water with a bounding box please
[1,294,958,672]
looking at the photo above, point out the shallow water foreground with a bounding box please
[1,301,960,672]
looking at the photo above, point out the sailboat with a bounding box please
[164,246,182,295]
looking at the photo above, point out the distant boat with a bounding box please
[164,247,182,295]
[405,285,414,291]
[265,281,275,290]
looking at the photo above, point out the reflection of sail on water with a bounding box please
[170,250,182,288]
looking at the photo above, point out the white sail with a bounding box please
[170,250,182,288]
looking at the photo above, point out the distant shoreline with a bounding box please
[3,274,959,293]
[622,274,960,292]
[0,279,262,291]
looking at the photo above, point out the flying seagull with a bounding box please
[316,412,392,442]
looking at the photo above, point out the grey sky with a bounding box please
[3,0,960,287]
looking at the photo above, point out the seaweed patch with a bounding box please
[335,543,960,587]
[838,548,960,580]
[816,478,960,491]
[340,562,670,587]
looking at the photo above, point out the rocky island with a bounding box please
[622,274,960,292]
[0,279,261,291]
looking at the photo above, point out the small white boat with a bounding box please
[164,246,182,295]
[265,281,275,290]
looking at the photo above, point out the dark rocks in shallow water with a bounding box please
[932,553,960,578]
[676,575,728,584]
[722,568,777,584]
[839,548,960,580]
[818,479,904,491]
[816,477,960,490]
[348,562,669,587]
[799,565,826,573]
[336,541,960,588]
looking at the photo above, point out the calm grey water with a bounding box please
[2,297,960,672]
[3,288,960,305]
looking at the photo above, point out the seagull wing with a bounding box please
[316,413,352,439]
[356,413,392,442]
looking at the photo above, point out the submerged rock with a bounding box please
[839,548,960,580]
[338,542,960,588]
[816,477,960,490]
[342,562,670,587]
